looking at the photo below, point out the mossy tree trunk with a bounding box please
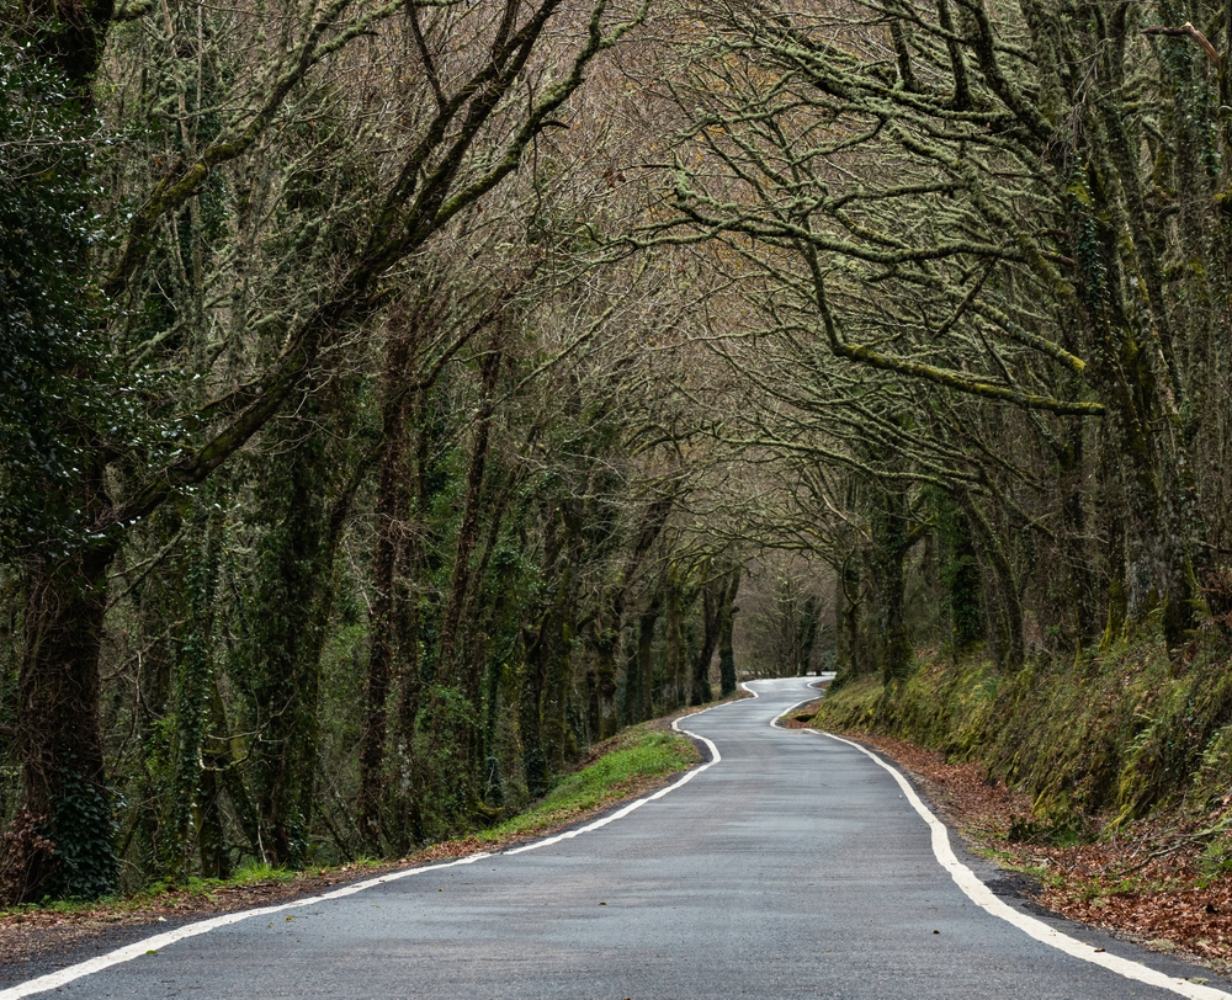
[12,529,118,901]
[718,566,741,696]
[623,591,661,724]
[358,322,420,855]
[690,577,722,705]
[935,492,983,654]
[245,403,335,867]
[868,481,912,685]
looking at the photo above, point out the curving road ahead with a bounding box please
[4,677,1231,999]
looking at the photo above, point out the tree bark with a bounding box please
[690,579,722,705]
[247,408,333,867]
[870,484,911,684]
[358,328,418,854]
[11,529,117,901]
[623,591,661,724]
[718,566,741,696]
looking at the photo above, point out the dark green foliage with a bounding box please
[39,775,117,902]
[0,45,111,558]
[0,0,684,907]
[165,497,223,878]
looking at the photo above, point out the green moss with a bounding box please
[815,637,1232,830]
[478,728,698,842]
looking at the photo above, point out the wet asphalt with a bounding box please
[5,676,1231,999]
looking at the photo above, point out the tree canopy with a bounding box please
[1,0,1230,902]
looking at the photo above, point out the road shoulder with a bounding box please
[794,714,1232,994]
[0,714,714,984]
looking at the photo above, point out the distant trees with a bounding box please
[648,0,1232,682]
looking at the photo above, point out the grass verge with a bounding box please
[477,727,698,843]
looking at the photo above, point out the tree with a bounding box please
[3,0,646,902]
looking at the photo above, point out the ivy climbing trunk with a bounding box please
[247,407,332,867]
[12,531,118,901]
[4,5,118,902]
[358,325,419,855]
[167,496,224,881]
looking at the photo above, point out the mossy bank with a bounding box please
[814,635,1232,833]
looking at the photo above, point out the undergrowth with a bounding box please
[0,727,697,920]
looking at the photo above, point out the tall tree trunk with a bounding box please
[870,483,911,684]
[718,566,741,697]
[795,595,819,675]
[248,410,332,867]
[10,536,117,902]
[520,505,566,799]
[665,575,686,709]
[834,553,864,680]
[436,339,503,680]
[1058,425,1096,644]
[1072,165,1200,647]
[520,623,550,799]
[207,681,261,859]
[126,514,181,881]
[965,498,1024,671]
[690,579,722,705]
[597,497,673,733]
[429,337,503,817]
[623,591,661,724]
[935,493,983,654]
[4,14,118,901]
[8,446,117,903]
[167,496,224,880]
[358,328,418,854]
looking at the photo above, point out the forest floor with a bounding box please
[0,698,744,970]
[782,705,1232,974]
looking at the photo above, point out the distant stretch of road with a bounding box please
[4,676,1230,999]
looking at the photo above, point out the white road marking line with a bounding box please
[27,679,1205,1000]
[505,701,726,855]
[0,852,493,1000]
[772,689,1232,1000]
[0,697,741,998]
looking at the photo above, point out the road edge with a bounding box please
[769,693,1232,1000]
[0,696,750,1000]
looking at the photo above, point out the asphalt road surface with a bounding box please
[6,676,1231,999]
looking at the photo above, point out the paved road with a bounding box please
[7,677,1230,999]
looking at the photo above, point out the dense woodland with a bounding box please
[3,0,1231,903]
